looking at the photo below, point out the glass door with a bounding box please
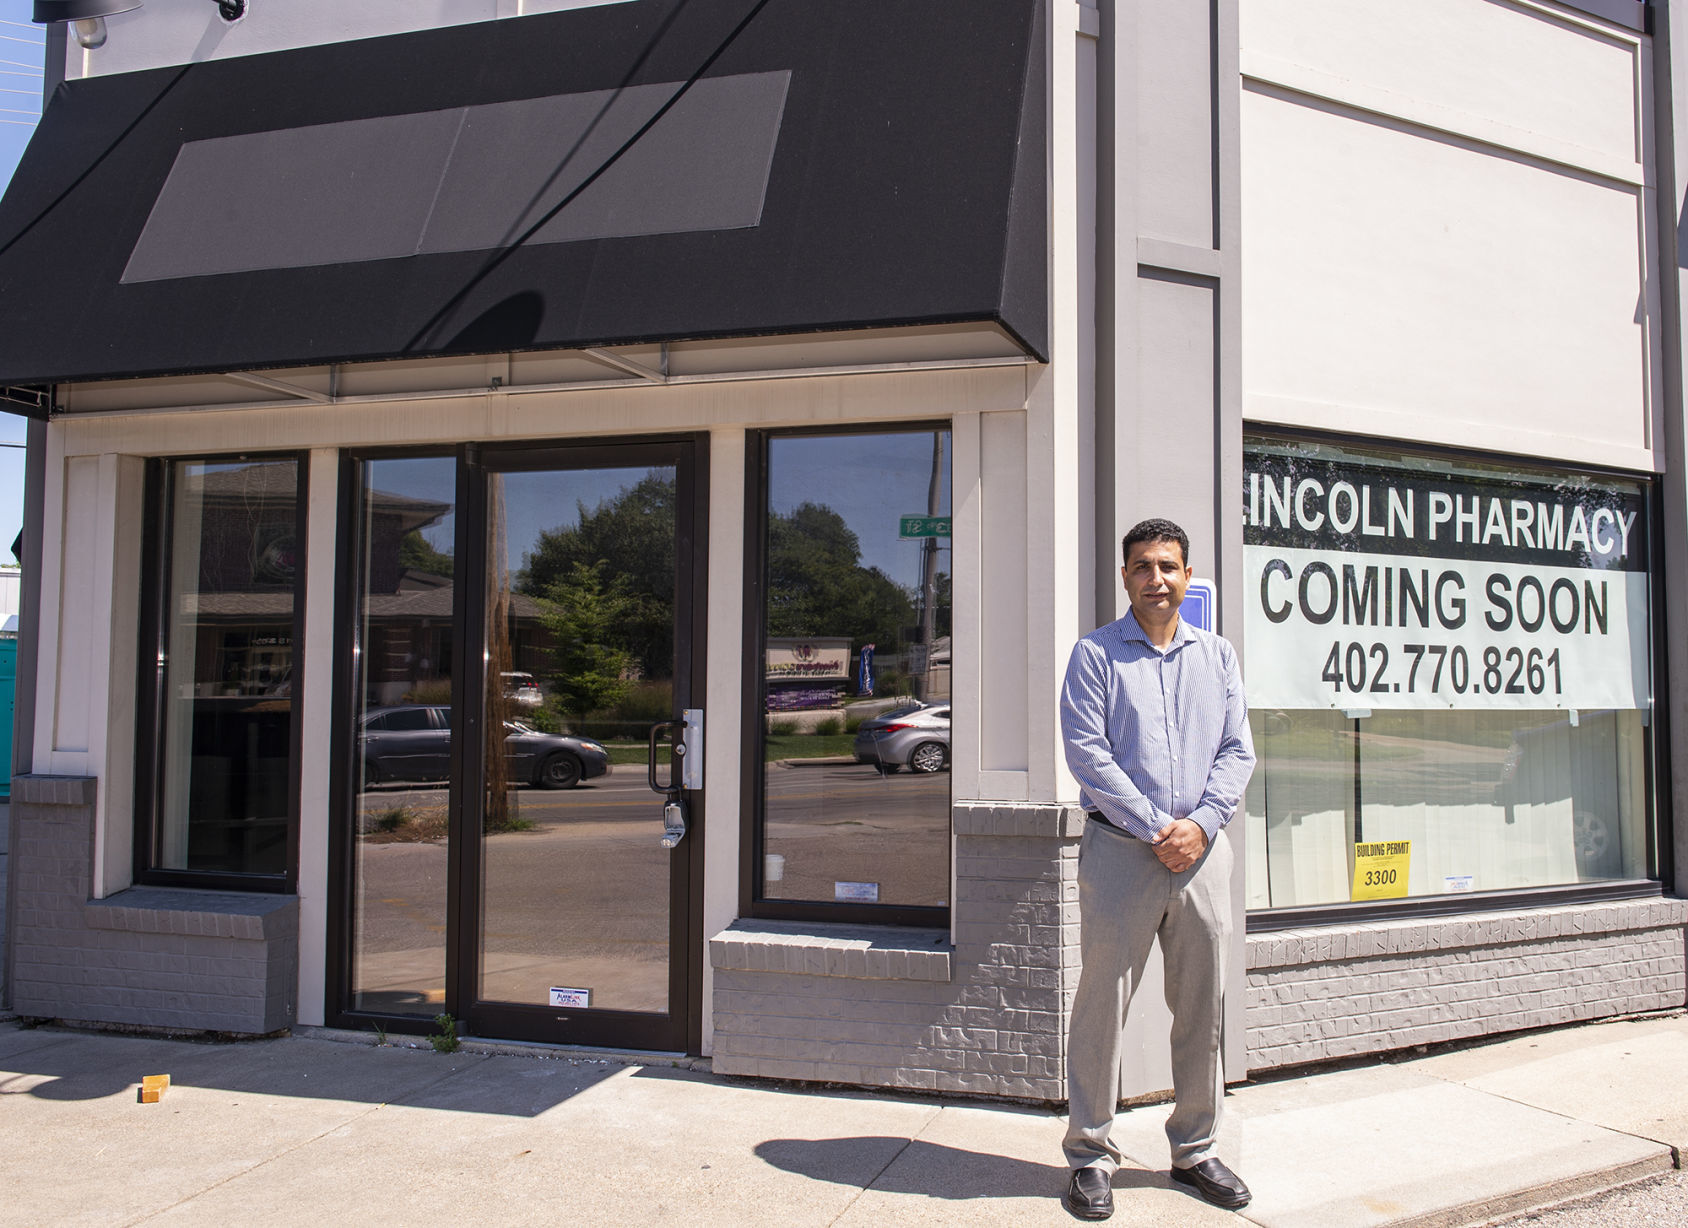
[339,440,703,1053]
[462,441,701,1051]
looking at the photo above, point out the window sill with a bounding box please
[85,886,299,941]
[1245,881,1665,933]
[710,920,952,982]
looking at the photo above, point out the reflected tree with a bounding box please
[398,529,454,579]
[517,472,676,680]
[768,502,912,648]
[537,561,642,723]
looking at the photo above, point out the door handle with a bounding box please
[648,719,681,794]
[648,719,688,849]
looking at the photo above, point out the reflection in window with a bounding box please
[757,429,953,912]
[479,464,675,1012]
[1245,708,1649,907]
[152,459,301,878]
[350,456,457,1014]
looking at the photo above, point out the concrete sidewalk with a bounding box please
[0,1013,1681,1228]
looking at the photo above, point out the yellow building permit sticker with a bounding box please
[1352,840,1410,901]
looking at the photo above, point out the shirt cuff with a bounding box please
[1136,805,1176,841]
[1184,806,1224,842]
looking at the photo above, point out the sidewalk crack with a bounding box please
[825,1103,944,1226]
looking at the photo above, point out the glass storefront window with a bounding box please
[476,462,677,1014]
[348,456,457,1015]
[754,427,953,916]
[146,457,302,881]
[1242,435,1655,910]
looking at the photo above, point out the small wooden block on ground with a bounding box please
[139,1075,170,1104]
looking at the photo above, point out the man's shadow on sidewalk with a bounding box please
[755,1136,1167,1200]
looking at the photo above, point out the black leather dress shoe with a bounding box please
[1170,1157,1251,1209]
[1063,1166,1114,1220]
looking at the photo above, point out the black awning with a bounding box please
[0,0,1045,401]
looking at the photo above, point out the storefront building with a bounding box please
[2,0,1683,1101]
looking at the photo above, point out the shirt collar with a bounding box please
[1120,607,1196,653]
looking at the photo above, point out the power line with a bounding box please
[405,0,774,352]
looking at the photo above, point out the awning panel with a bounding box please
[0,0,1045,397]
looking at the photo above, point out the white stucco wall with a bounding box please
[62,0,627,79]
[1240,0,1661,472]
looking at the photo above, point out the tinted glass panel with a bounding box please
[477,465,676,1014]
[350,456,457,1015]
[758,429,953,910]
[154,459,299,877]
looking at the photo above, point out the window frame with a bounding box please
[132,451,309,893]
[1241,425,1670,931]
[740,424,954,928]
[325,445,465,1034]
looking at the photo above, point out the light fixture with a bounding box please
[32,1,137,50]
[32,1,142,22]
[71,17,107,47]
[32,0,249,36]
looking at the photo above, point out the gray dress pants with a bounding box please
[1063,818,1233,1174]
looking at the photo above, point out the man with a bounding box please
[1059,518,1256,1220]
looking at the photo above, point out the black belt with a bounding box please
[1085,811,1136,838]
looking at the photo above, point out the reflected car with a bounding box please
[359,704,609,789]
[501,671,544,709]
[853,702,951,774]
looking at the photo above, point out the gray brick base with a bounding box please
[7,774,299,1034]
[710,802,1083,1100]
[712,799,1687,1100]
[1245,897,1688,1070]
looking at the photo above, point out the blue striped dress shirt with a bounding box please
[1060,608,1256,843]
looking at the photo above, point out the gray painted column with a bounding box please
[1093,0,1246,1093]
[1659,2,1688,909]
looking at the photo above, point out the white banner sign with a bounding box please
[1244,451,1648,712]
[1244,546,1648,710]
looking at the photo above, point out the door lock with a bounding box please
[662,798,688,849]
[649,717,698,850]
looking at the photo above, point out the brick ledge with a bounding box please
[1248,896,1688,970]
[710,920,952,981]
[952,802,1086,839]
[85,887,299,941]
[10,774,97,806]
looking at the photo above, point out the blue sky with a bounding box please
[0,0,42,562]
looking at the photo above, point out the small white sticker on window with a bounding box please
[549,987,590,1008]
[835,881,879,903]
[1443,875,1475,893]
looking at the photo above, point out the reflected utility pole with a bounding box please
[918,431,941,699]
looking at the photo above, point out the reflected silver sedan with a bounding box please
[853,703,951,773]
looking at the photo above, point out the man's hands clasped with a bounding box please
[1151,818,1207,873]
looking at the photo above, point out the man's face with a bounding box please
[1121,539,1192,621]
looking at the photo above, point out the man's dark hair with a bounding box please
[1122,518,1189,567]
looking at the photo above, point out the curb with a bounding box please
[1451,1152,1677,1228]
